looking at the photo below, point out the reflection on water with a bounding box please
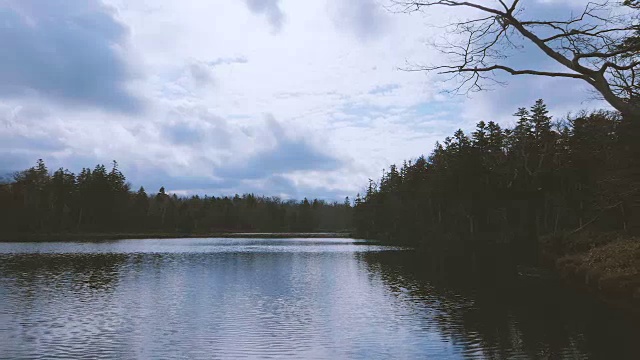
[0,238,638,359]
[358,251,640,359]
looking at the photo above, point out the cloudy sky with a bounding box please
[0,0,609,199]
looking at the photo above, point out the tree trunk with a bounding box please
[620,113,640,234]
[77,207,83,231]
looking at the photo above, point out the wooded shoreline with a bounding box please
[542,232,640,316]
[1,229,638,315]
[0,232,353,242]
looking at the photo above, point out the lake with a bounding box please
[0,238,638,359]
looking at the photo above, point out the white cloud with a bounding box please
[0,0,613,199]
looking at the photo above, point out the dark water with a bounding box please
[0,238,638,359]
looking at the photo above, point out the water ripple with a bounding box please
[0,238,638,359]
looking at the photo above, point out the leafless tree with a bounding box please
[393,0,640,120]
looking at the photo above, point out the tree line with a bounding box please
[353,100,637,262]
[0,160,352,235]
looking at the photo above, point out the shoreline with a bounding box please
[541,232,640,315]
[4,230,637,314]
[359,231,640,315]
[0,232,354,242]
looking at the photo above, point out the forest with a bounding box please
[1,0,638,268]
[0,160,352,236]
[353,100,637,263]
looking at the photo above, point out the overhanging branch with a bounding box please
[430,64,586,79]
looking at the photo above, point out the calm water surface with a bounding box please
[0,238,638,359]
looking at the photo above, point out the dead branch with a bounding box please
[390,0,640,118]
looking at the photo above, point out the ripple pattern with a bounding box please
[0,238,638,359]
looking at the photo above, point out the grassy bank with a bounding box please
[542,231,640,314]
[0,232,354,242]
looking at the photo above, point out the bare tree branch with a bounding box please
[390,0,640,118]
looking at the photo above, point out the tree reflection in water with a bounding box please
[0,253,128,297]
[357,250,640,359]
